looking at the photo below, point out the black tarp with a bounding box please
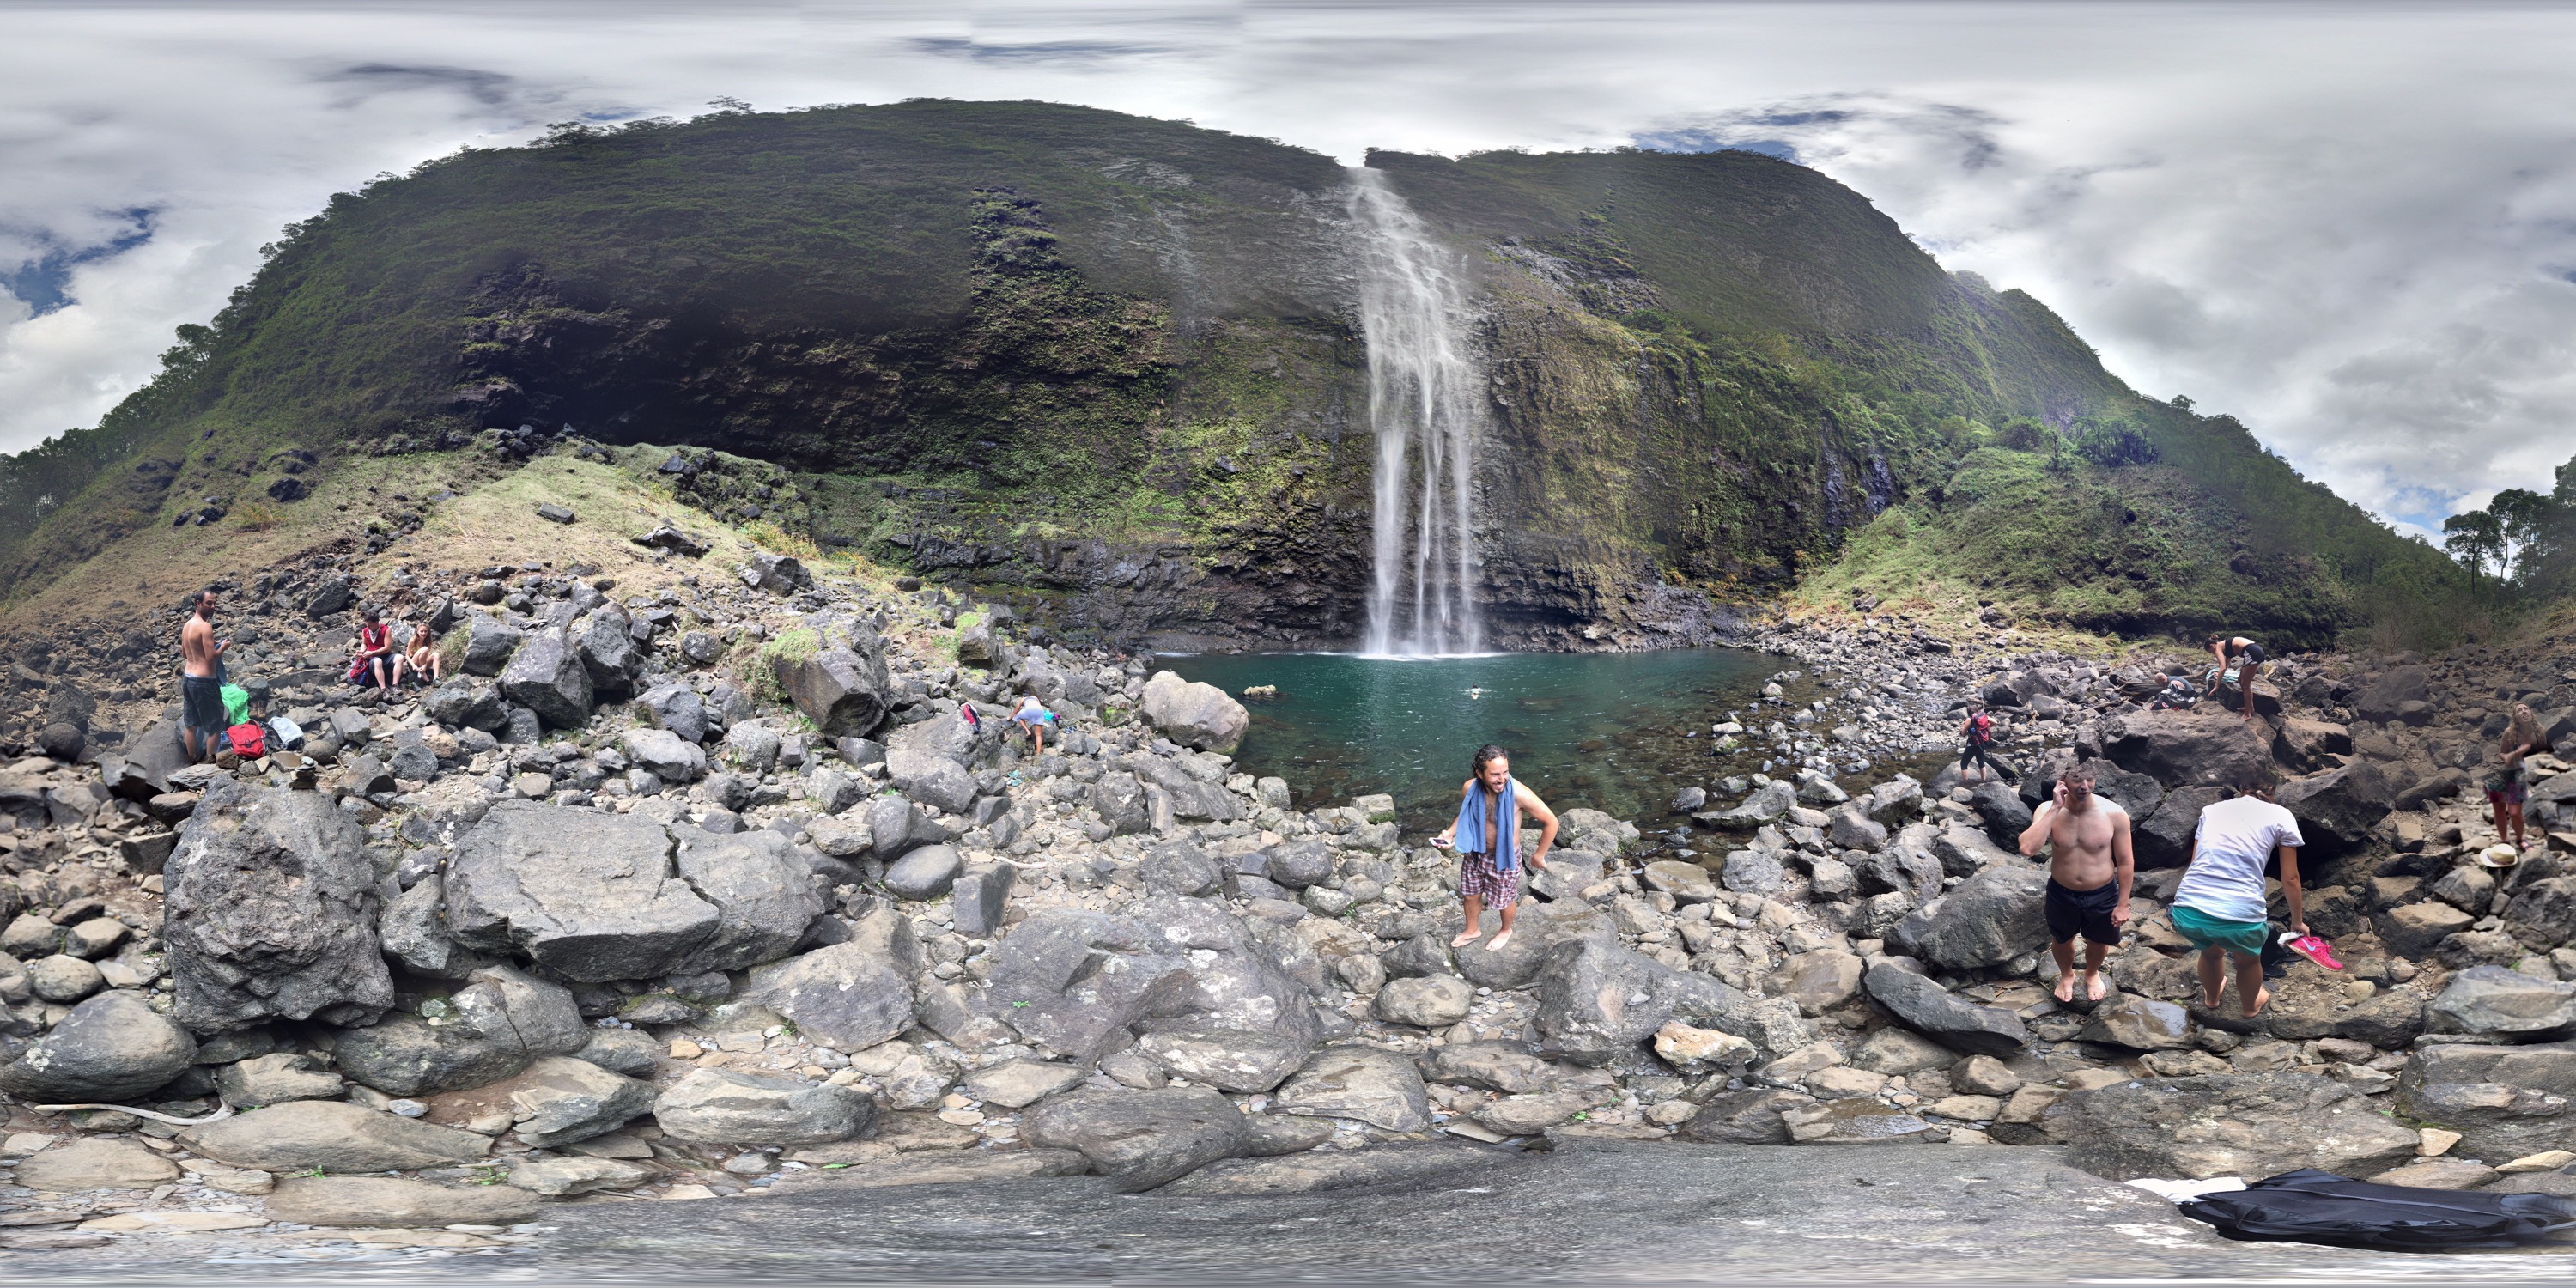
[2179,1168,2576,1251]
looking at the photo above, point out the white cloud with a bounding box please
[3,1,2575,533]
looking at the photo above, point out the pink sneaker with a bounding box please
[2280,933,2344,972]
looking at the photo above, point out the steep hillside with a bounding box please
[0,100,2465,653]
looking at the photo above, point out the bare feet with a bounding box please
[1486,928,1515,951]
[1450,929,1483,948]
[2053,973,2076,1004]
[2086,972,2109,1002]
[2241,986,2272,1019]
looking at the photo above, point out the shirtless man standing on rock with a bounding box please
[2017,762,2135,1002]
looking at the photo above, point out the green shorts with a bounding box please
[2172,904,2269,958]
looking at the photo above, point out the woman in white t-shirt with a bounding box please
[2171,768,2305,1018]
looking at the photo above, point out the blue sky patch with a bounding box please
[3,208,155,316]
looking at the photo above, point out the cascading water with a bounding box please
[1348,166,1485,658]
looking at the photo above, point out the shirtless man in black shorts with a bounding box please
[2017,762,2135,1002]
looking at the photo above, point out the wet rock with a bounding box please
[654,1068,873,1146]
[2080,993,2194,1050]
[2056,1072,2421,1180]
[1914,864,2047,970]
[1272,1046,1431,1132]
[1139,671,1249,754]
[163,781,394,1030]
[181,1101,491,1173]
[1678,1089,1814,1145]
[0,989,196,1103]
[1023,1086,1249,1191]
[2428,965,2576,1040]
[267,1175,542,1226]
[445,801,720,981]
[1862,963,2029,1057]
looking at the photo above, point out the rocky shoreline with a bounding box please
[5,533,2576,1262]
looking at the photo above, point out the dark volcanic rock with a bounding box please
[163,781,394,1031]
[1862,963,2030,1057]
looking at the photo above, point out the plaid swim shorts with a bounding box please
[1458,852,1520,909]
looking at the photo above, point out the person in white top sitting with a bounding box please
[2170,766,2306,1018]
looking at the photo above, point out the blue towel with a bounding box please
[1452,777,1520,872]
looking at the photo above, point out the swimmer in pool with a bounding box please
[1466,687,1484,700]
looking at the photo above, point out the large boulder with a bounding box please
[498,627,593,730]
[2395,1080,2572,1164]
[1862,963,2030,1057]
[333,964,588,1096]
[865,793,951,860]
[180,1101,492,1173]
[459,611,523,677]
[745,910,923,1051]
[2056,1072,2421,1180]
[2276,762,2397,857]
[0,990,195,1102]
[653,1068,873,1146]
[668,826,824,973]
[162,781,393,1031]
[1913,864,2047,970]
[621,728,708,783]
[2396,1040,2576,1101]
[2133,786,2227,868]
[636,683,710,744]
[887,748,977,814]
[884,842,963,900]
[509,1055,659,1148]
[772,638,892,739]
[1022,1086,1249,1192]
[986,909,1194,1058]
[2427,965,2576,1040]
[573,602,644,696]
[2354,665,2432,724]
[2503,876,2576,951]
[2098,710,2274,790]
[1139,671,1249,754]
[1270,1046,1431,1132]
[1534,936,1813,1066]
[422,679,507,732]
[444,801,720,982]
[1708,780,1797,829]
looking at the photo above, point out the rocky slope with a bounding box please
[0,100,2465,653]
[0,509,2572,1255]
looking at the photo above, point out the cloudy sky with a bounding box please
[4,1,2574,533]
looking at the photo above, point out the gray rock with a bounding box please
[499,627,593,729]
[1765,950,1864,1016]
[723,721,784,772]
[460,612,522,677]
[1135,1028,1314,1094]
[1142,841,1223,897]
[1272,1045,1431,1132]
[216,1052,346,1109]
[1846,1027,1958,1075]
[574,603,644,696]
[2099,710,2275,792]
[2397,1080,2571,1164]
[620,729,708,785]
[1641,860,1720,904]
[1535,935,1812,1066]
[1240,1113,1339,1157]
[1139,671,1249,754]
[1382,933,1455,980]
[509,1054,658,1147]
[741,552,812,592]
[2396,1040,2576,1102]
[1375,973,1473,1028]
[163,781,394,1030]
[888,748,976,814]
[1709,780,1798,829]
[0,989,196,1102]
[774,644,891,739]
[1022,1086,1249,1191]
[444,801,720,981]
[509,1155,653,1197]
[26,953,102,1002]
[866,793,950,861]
[653,1067,873,1146]
[884,843,963,901]
[2504,876,2576,951]
[1826,809,1889,852]
[745,909,923,1051]
[180,1101,492,1173]
[2276,762,2398,857]
[1473,1089,1608,1135]
[379,874,477,979]
[2428,964,2576,1040]
[1862,963,2030,1057]
[1914,864,2047,970]
[1261,840,1333,890]
[1091,772,1151,837]
[268,1175,540,1226]
[2354,665,2432,724]
[1678,1088,1814,1145]
[951,860,1018,937]
[985,910,1189,1058]
[575,1028,663,1079]
[638,683,710,744]
[2060,1072,2427,1181]
[1722,849,1786,896]
[386,744,439,782]
[1419,1041,1556,1095]
[1965,782,2032,848]
[2080,993,2194,1050]
[333,963,588,1096]
[423,679,507,732]
[15,1136,183,1191]
[960,1059,1089,1109]
[670,826,824,973]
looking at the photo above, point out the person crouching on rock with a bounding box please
[2208,634,2265,722]
[2172,765,2306,1018]
[2017,762,2134,1003]
[1433,744,1558,952]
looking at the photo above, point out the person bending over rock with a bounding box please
[2017,762,2135,1003]
[177,587,231,762]
[2489,702,2549,852]
[2207,634,2265,722]
[1433,744,1557,951]
[2172,766,2305,1018]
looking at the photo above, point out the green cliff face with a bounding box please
[0,100,2467,648]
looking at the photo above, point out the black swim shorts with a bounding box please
[2044,878,2122,946]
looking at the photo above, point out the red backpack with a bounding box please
[226,722,266,758]
[1968,713,1993,744]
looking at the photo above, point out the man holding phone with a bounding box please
[179,587,231,762]
[1432,744,1558,952]
[2016,762,2135,1003]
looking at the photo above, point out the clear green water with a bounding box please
[1159,649,1778,834]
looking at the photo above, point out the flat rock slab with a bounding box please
[1158,1144,1512,1195]
[179,1101,491,1173]
[267,1176,546,1227]
[16,1137,181,1191]
[800,1149,1091,1189]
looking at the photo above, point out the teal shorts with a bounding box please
[2172,904,2269,958]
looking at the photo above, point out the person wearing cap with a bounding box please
[2171,765,2305,1018]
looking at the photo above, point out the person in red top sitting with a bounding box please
[352,606,402,695]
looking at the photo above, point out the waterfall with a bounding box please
[1348,166,1485,657]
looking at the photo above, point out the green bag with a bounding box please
[221,683,252,726]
